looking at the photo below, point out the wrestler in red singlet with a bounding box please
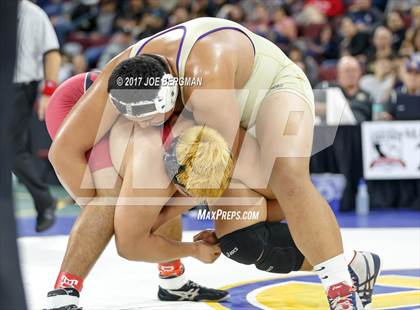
[46,72,181,294]
[46,72,113,173]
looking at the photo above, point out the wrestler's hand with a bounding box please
[193,229,219,245]
[193,240,221,264]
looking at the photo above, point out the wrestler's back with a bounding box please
[128,17,295,128]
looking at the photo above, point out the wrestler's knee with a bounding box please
[115,236,136,260]
[115,231,148,261]
[270,158,310,197]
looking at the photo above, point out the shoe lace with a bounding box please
[187,280,206,290]
[349,253,376,305]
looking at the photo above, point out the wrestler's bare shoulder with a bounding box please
[133,25,254,87]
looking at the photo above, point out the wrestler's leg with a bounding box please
[255,92,358,304]
[154,216,182,242]
[55,167,121,288]
[153,216,186,289]
[255,92,342,263]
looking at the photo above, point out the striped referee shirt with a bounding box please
[14,0,59,83]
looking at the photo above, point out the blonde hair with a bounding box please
[175,126,233,199]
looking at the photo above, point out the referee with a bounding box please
[12,0,61,232]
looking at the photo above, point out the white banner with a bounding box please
[362,121,420,180]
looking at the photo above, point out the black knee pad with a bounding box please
[265,222,295,247]
[219,222,267,265]
[220,222,304,273]
[256,222,305,273]
[255,245,304,273]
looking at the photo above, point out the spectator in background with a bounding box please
[271,5,297,47]
[176,0,192,13]
[135,0,167,39]
[46,1,75,45]
[385,55,420,119]
[336,56,372,122]
[246,3,270,38]
[58,43,85,82]
[386,11,406,52]
[190,0,212,18]
[307,23,340,61]
[70,0,99,34]
[409,6,420,31]
[385,0,420,12]
[221,4,245,23]
[96,0,117,36]
[72,54,88,75]
[360,56,396,105]
[398,6,420,56]
[83,0,119,68]
[288,44,319,86]
[97,29,133,68]
[318,56,372,122]
[372,0,388,11]
[208,0,228,17]
[348,0,383,31]
[399,26,420,57]
[303,0,345,18]
[66,0,117,51]
[168,6,190,26]
[414,27,420,52]
[115,0,144,30]
[392,54,410,89]
[282,0,305,17]
[295,2,327,26]
[339,16,370,58]
[146,0,167,23]
[366,26,394,65]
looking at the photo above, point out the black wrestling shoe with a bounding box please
[43,287,82,310]
[158,280,229,302]
[46,306,81,310]
[36,202,57,232]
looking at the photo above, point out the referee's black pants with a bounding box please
[9,81,54,214]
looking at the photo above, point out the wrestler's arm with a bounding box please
[48,49,130,204]
[153,126,272,229]
[113,127,220,263]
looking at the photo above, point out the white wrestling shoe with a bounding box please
[348,251,382,309]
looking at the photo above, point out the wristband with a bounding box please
[42,80,58,96]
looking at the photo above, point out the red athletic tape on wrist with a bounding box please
[42,80,58,96]
[54,271,84,292]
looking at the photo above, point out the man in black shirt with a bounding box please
[339,17,370,58]
[317,56,372,122]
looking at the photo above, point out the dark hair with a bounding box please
[108,54,170,103]
[278,4,291,17]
